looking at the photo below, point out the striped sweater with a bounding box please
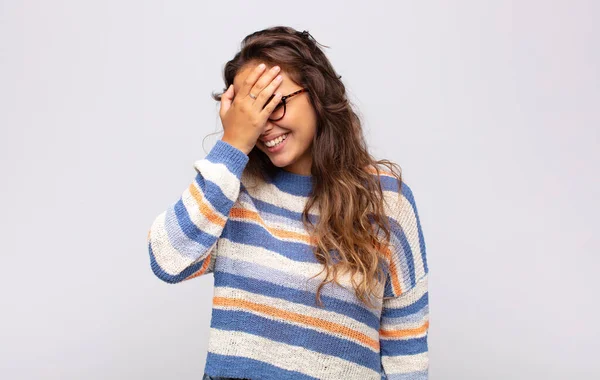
[147,139,430,380]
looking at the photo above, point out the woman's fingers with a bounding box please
[219,84,234,119]
[252,70,282,112]
[249,65,281,106]
[240,63,267,99]
[259,79,283,118]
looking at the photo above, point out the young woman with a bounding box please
[147,26,430,380]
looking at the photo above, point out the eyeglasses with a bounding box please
[266,88,309,121]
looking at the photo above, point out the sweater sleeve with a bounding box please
[379,181,430,379]
[147,139,249,284]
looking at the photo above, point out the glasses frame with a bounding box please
[267,88,309,121]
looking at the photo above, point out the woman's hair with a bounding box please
[210,26,404,309]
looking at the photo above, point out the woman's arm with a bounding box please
[147,139,249,283]
[380,273,429,379]
[379,181,430,379]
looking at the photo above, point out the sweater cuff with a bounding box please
[205,139,250,179]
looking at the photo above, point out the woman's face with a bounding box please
[233,62,317,176]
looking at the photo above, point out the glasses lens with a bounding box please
[269,102,285,121]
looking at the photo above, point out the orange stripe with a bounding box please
[185,253,213,280]
[214,296,380,351]
[380,320,429,339]
[229,207,316,246]
[188,182,226,228]
[379,243,404,296]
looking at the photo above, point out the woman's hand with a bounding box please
[219,63,283,155]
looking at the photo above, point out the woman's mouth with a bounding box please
[264,133,289,153]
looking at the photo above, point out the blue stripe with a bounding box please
[381,304,428,325]
[382,292,428,318]
[223,217,415,286]
[165,204,217,261]
[222,220,319,263]
[373,177,423,291]
[192,173,237,217]
[383,272,396,298]
[148,242,212,283]
[380,336,428,356]
[210,308,381,370]
[214,269,380,329]
[205,139,249,178]
[240,183,319,224]
[388,216,416,289]
[399,182,428,274]
[166,176,233,261]
[379,175,401,192]
[386,369,428,380]
[204,352,319,380]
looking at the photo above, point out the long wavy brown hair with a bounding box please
[209,26,404,309]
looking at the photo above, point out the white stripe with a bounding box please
[236,190,310,231]
[241,171,319,215]
[381,351,428,374]
[382,305,429,329]
[193,159,241,202]
[217,239,384,311]
[383,274,428,308]
[149,210,215,276]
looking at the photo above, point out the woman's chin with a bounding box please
[269,155,292,167]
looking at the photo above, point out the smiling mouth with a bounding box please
[262,133,290,152]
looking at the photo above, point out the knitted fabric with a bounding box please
[147,139,430,380]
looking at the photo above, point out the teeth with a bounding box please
[265,133,288,147]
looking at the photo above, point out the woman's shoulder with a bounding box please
[364,162,413,197]
[364,162,423,226]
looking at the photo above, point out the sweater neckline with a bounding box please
[271,167,314,197]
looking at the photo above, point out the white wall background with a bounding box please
[1,1,598,379]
